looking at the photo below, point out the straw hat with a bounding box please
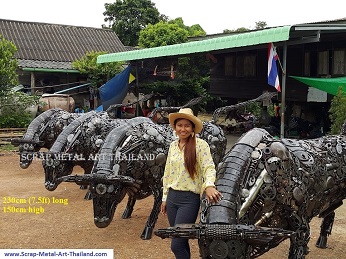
[168,108,203,134]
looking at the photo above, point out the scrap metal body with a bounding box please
[12,108,79,169]
[156,126,346,258]
[62,117,227,239]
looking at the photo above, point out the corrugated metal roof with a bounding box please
[0,19,127,70]
[97,26,291,63]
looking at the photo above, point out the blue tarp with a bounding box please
[95,105,103,112]
[98,65,131,111]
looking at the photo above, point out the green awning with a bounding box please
[97,26,291,63]
[290,76,346,95]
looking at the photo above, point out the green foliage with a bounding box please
[188,24,206,37]
[0,143,17,152]
[0,35,39,128]
[329,87,346,134]
[243,102,262,117]
[0,90,40,128]
[103,0,161,46]
[139,21,189,48]
[176,55,210,79]
[0,34,19,91]
[223,21,267,33]
[255,21,267,29]
[168,18,206,37]
[136,15,209,110]
[141,78,210,110]
[72,51,124,88]
[223,27,250,33]
[139,17,206,48]
[0,113,32,128]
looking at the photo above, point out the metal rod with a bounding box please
[280,43,288,138]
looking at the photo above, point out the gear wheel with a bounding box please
[209,240,229,259]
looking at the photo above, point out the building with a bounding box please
[96,18,346,136]
[0,18,126,108]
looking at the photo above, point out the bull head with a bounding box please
[11,139,44,169]
[58,172,141,228]
[42,152,74,191]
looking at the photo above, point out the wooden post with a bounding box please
[30,72,35,95]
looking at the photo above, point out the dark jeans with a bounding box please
[166,189,201,259]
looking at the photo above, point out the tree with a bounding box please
[329,87,346,134]
[138,18,206,48]
[0,34,18,92]
[255,21,267,29]
[0,35,39,128]
[138,18,210,109]
[103,0,162,46]
[138,21,189,48]
[72,51,124,88]
[223,21,267,33]
[0,90,40,128]
[168,18,206,37]
[72,51,125,109]
[223,27,250,33]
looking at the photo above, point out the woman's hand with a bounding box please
[205,186,222,204]
[160,201,167,215]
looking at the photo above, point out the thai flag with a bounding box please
[268,43,281,92]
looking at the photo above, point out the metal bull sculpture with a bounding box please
[43,111,125,191]
[11,108,80,169]
[12,94,154,170]
[57,93,277,240]
[43,96,203,192]
[155,124,346,258]
[59,116,227,240]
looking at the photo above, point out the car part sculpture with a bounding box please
[11,108,80,169]
[155,123,346,258]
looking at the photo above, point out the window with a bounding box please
[224,55,235,76]
[224,54,256,78]
[333,49,346,75]
[243,55,256,77]
[318,51,329,75]
[304,52,310,76]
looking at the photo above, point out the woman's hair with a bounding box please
[174,118,197,179]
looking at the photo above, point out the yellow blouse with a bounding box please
[162,137,216,202]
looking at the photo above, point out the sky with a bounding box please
[1,0,345,35]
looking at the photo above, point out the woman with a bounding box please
[160,108,222,259]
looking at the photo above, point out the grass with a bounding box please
[0,143,18,152]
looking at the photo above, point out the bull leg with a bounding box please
[81,164,93,190]
[288,217,310,259]
[316,211,335,249]
[82,164,93,200]
[122,195,136,219]
[141,187,162,240]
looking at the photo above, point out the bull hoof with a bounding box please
[316,235,328,249]
[141,227,153,240]
[122,207,133,219]
[80,185,88,190]
[84,191,92,200]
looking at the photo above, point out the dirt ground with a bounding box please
[1,149,346,259]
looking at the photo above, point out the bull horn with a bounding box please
[57,173,142,187]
